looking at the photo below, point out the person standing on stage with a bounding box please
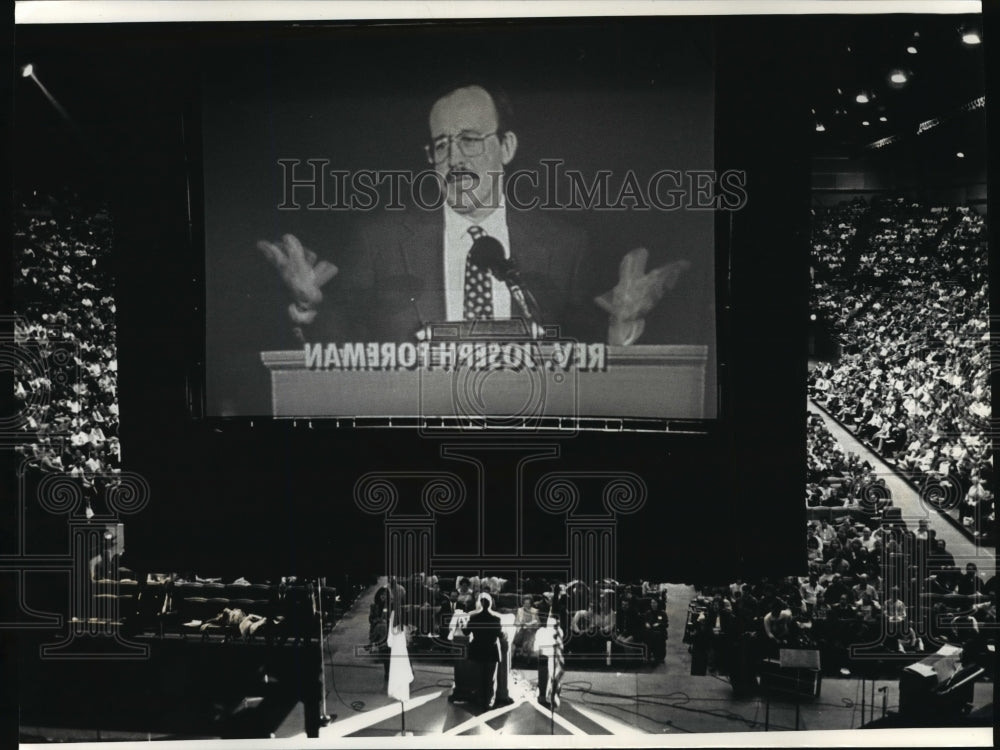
[369,585,393,681]
[643,597,668,664]
[462,594,503,712]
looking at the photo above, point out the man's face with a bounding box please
[429,86,517,217]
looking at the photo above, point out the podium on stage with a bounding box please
[260,343,709,420]
[761,649,822,699]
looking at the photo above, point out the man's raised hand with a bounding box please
[595,247,691,346]
[256,233,338,325]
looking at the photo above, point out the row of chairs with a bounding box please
[87,578,338,641]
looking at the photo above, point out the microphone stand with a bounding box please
[316,577,334,727]
[506,278,544,338]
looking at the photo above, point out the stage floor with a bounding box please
[273,583,995,738]
[17,583,994,741]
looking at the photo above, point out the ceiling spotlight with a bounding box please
[961,31,981,46]
[815,123,826,132]
[21,63,33,78]
[856,93,869,104]
[810,314,817,322]
[879,116,887,122]
[836,87,843,95]
[862,121,871,127]
[907,46,918,54]
[957,152,965,158]
[889,71,908,85]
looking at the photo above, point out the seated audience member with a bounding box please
[895,623,925,654]
[800,572,825,611]
[956,562,984,596]
[851,574,879,603]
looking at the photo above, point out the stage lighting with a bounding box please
[810,314,817,322]
[906,46,918,54]
[815,123,826,132]
[879,116,888,122]
[957,152,965,158]
[862,121,870,127]
[961,31,981,46]
[856,93,869,104]
[889,71,908,85]
[21,63,33,78]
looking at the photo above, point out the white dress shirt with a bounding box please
[443,200,512,321]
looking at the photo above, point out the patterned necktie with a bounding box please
[463,226,494,321]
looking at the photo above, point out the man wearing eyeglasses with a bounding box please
[258,83,682,345]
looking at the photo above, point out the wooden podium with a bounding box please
[260,344,709,420]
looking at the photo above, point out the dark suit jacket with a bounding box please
[306,208,600,342]
[464,608,502,663]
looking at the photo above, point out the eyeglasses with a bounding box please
[424,131,499,164]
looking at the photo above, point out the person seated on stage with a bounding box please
[618,592,643,642]
[569,602,596,654]
[455,578,475,611]
[436,591,455,640]
[642,597,669,664]
[594,592,617,637]
[513,595,540,660]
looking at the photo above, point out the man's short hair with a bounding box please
[480,595,492,611]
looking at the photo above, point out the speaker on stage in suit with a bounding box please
[462,594,503,711]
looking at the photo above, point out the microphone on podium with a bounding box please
[469,235,544,330]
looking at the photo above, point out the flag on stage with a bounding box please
[547,621,565,709]
[387,611,413,702]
